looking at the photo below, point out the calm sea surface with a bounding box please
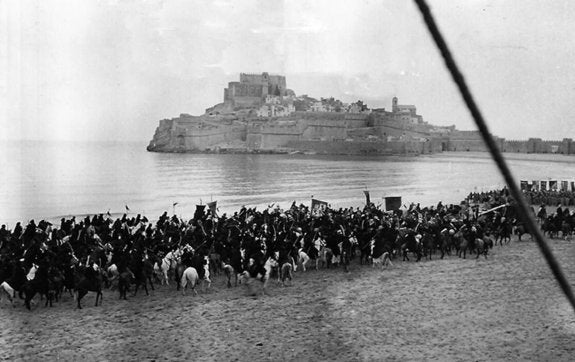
[1,140,575,226]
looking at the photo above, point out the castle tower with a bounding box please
[392,97,398,113]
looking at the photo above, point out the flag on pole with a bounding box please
[363,190,371,205]
[207,201,218,217]
[550,180,558,191]
[311,198,329,217]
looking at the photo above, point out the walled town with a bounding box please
[147,72,575,155]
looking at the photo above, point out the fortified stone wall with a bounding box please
[302,122,347,141]
[247,122,302,150]
[500,138,575,154]
[285,139,437,155]
[286,140,392,155]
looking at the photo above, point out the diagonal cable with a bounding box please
[413,0,575,312]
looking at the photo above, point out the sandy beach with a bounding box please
[1,235,575,361]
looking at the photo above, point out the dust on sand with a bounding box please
[2,237,575,361]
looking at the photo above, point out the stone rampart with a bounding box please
[500,138,575,154]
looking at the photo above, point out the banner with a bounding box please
[561,181,569,191]
[540,181,547,191]
[194,204,206,220]
[384,196,402,211]
[532,180,539,191]
[550,180,558,191]
[207,201,218,217]
[520,181,528,191]
[363,190,371,205]
[572,182,575,192]
[311,199,329,216]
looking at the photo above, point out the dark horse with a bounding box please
[129,253,155,297]
[23,264,58,310]
[397,228,421,262]
[74,265,103,309]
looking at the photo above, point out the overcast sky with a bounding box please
[2,0,575,143]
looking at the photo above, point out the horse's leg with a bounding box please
[25,290,36,310]
[2,283,15,307]
[77,289,87,309]
[143,279,149,296]
[162,267,169,286]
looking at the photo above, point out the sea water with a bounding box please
[1,140,575,226]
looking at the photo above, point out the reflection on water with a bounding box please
[1,140,574,226]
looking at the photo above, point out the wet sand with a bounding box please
[2,236,575,361]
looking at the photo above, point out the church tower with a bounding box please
[392,97,398,113]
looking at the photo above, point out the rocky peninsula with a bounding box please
[147,73,575,156]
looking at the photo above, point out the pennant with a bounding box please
[125,205,130,212]
[173,202,179,207]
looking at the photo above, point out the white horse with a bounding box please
[157,249,182,286]
[280,262,293,286]
[221,262,236,288]
[297,248,311,272]
[244,257,278,294]
[180,267,199,296]
[106,264,119,289]
[262,257,278,292]
[372,251,392,269]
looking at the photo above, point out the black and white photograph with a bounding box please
[2,0,575,360]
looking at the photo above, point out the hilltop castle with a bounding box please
[223,72,291,108]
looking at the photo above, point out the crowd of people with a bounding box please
[466,186,575,208]
[1,188,574,310]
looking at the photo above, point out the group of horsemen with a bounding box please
[1,190,573,308]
